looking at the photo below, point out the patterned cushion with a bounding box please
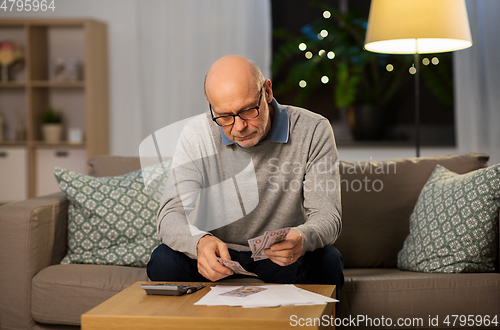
[397,164,500,273]
[54,161,171,267]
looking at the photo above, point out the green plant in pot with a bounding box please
[273,2,413,140]
[41,107,63,143]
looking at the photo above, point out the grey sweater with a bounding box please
[157,100,342,259]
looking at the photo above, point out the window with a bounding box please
[272,0,455,146]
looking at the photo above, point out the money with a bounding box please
[248,227,291,261]
[248,233,265,259]
[216,257,258,277]
[220,286,266,298]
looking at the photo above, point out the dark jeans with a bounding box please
[147,243,344,300]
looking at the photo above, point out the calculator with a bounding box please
[140,283,205,296]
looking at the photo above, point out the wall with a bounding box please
[2,0,272,156]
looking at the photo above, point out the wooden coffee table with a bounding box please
[82,281,336,330]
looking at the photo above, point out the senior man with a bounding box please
[147,55,343,294]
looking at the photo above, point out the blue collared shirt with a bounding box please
[220,98,290,146]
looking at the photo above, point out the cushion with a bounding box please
[333,153,489,268]
[32,264,148,325]
[339,268,500,323]
[54,161,171,267]
[397,164,500,273]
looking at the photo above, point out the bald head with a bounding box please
[204,55,274,148]
[205,55,265,103]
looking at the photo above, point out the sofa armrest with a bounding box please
[0,192,68,329]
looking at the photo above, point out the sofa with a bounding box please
[0,153,498,330]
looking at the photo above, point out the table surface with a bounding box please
[81,281,336,330]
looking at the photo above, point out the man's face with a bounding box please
[210,81,273,148]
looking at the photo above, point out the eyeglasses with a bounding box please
[209,86,263,127]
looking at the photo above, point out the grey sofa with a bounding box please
[0,153,498,330]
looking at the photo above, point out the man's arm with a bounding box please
[196,235,234,280]
[157,138,208,259]
[295,119,342,252]
[158,181,234,281]
[264,119,341,265]
[156,115,234,280]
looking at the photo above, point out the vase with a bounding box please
[42,124,63,143]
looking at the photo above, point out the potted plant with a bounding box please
[41,107,63,143]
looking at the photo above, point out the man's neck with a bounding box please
[260,103,275,143]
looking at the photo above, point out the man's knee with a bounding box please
[147,244,194,281]
[310,245,344,269]
[149,244,177,266]
[301,245,344,287]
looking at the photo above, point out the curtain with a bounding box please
[454,0,500,165]
[134,0,272,146]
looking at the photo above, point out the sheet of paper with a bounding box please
[194,285,338,308]
[194,286,235,306]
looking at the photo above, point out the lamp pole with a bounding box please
[364,1,472,159]
[415,47,420,157]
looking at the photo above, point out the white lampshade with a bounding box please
[364,0,472,54]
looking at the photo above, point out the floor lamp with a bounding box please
[363,0,472,157]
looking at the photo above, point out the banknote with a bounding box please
[220,286,267,298]
[216,257,258,277]
[248,233,265,259]
[248,227,291,261]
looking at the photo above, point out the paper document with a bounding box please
[194,285,338,308]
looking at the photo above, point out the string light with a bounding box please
[320,30,328,38]
[318,49,326,56]
[299,80,307,88]
[386,64,394,72]
[298,43,307,51]
[321,76,329,84]
[432,57,439,65]
[422,58,430,65]
[323,11,331,19]
[409,66,417,74]
[327,51,335,59]
[305,51,313,59]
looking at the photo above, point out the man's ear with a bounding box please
[264,79,273,103]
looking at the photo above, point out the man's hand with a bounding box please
[264,229,303,266]
[196,235,234,281]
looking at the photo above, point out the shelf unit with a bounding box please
[0,18,109,203]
